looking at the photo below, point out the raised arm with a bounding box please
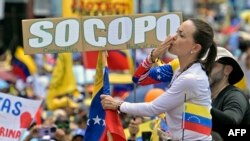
[132,56,178,86]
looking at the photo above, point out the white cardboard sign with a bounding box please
[0,93,42,141]
[22,12,182,54]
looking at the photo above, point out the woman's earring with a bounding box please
[190,51,193,54]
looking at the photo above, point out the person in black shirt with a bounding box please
[210,47,250,140]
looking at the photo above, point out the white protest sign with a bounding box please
[0,93,42,141]
[22,12,182,54]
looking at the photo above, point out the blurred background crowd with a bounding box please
[1,0,250,140]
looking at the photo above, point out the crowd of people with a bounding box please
[2,2,250,141]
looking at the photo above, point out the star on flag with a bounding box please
[87,115,105,126]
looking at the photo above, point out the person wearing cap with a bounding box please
[210,47,250,139]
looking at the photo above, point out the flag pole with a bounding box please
[182,93,187,141]
[132,49,137,104]
[131,49,137,139]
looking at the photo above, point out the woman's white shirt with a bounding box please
[120,63,212,141]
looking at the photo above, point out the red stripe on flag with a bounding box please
[12,66,26,81]
[184,121,211,135]
[83,52,99,69]
[107,51,129,71]
[100,110,126,141]
[83,51,130,70]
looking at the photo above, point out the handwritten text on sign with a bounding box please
[0,93,42,141]
[22,13,182,54]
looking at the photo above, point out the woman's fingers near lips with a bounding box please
[169,44,173,50]
[166,38,174,48]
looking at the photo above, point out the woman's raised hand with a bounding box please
[151,36,174,61]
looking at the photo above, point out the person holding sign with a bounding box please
[101,18,217,140]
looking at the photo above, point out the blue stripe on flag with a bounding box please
[84,56,110,141]
[184,112,212,128]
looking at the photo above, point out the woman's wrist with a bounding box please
[150,49,156,63]
[149,49,159,63]
[117,101,123,112]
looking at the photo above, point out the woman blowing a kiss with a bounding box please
[101,18,217,141]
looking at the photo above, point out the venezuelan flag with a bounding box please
[84,51,107,141]
[183,103,212,135]
[12,47,37,81]
[84,51,125,141]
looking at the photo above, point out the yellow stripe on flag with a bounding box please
[109,73,132,84]
[93,51,105,97]
[15,46,37,74]
[185,103,211,119]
